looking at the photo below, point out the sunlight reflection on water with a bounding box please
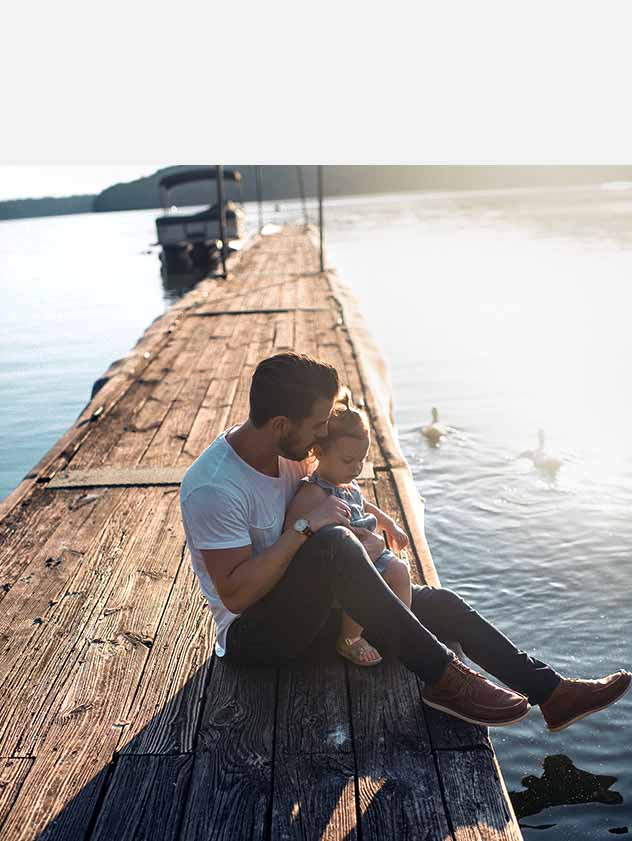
[323,185,632,841]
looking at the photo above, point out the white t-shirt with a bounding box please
[179,424,310,656]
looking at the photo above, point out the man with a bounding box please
[180,352,630,731]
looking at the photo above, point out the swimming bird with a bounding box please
[519,429,563,476]
[421,407,449,446]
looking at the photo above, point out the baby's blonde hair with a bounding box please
[318,387,370,450]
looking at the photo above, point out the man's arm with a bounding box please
[200,530,308,614]
[285,485,386,562]
[283,483,328,530]
[201,491,351,614]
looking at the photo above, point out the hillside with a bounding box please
[3,166,632,221]
[93,165,632,213]
[0,194,95,221]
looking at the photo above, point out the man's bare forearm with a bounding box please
[220,493,353,613]
[225,528,308,613]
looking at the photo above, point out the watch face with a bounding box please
[294,518,308,533]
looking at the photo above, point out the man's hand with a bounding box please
[349,526,386,562]
[308,495,352,532]
[386,522,409,553]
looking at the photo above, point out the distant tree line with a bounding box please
[0,195,94,220]
[3,166,632,221]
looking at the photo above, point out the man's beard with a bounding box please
[278,432,312,462]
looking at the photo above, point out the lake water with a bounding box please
[2,186,631,838]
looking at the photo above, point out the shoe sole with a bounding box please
[545,677,631,733]
[336,647,383,667]
[422,696,532,727]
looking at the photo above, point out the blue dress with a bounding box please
[300,471,405,576]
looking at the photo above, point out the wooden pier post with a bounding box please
[216,164,228,278]
[255,165,264,231]
[318,164,325,272]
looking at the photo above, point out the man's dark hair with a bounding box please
[249,352,340,427]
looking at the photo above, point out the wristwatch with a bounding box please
[293,517,314,538]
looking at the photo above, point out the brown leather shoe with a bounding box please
[422,658,531,727]
[540,670,631,732]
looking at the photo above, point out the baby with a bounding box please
[285,389,412,666]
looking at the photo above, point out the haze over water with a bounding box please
[1,185,631,838]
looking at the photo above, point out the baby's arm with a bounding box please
[286,486,387,561]
[363,498,409,552]
[363,499,395,531]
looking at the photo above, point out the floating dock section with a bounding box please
[0,226,523,840]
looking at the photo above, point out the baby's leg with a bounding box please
[337,612,382,664]
[382,559,465,658]
[382,558,412,609]
[339,611,364,641]
[338,555,411,665]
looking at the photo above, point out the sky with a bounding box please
[0,166,172,202]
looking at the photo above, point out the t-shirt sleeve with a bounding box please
[181,485,251,551]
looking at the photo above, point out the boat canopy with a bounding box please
[159,167,241,191]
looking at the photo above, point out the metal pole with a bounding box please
[317,165,324,272]
[297,165,308,225]
[216,164,228,278]
[255,165,263,231]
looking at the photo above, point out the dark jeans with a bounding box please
[225,525,562,705]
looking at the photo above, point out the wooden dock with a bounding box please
[0,226,523,840]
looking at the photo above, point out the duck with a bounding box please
[519,429,563,476]
[421,407,449,446]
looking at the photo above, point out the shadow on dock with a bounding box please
[5,628,519,840]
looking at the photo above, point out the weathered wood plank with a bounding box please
[68,318,202,470]
[94,335,212,470]
[0,758,34,832]
[225,313,278,430]
[294,308,318,358]
[177,375,238,466]
[0,488,97,608]
[47,467,184,488]
[177,313,258,464]
[178,658,276,840]
[272,309,295,350]
[273,658,357,841]
[114,545,214,755]
[345,482,452,840]
[0,489,189,837]
[90,755,194,841]
[0,489,117,705]
[436,750,523,841]
[0,753,112,840]
[140,316,236,467]
[1,487,183,757]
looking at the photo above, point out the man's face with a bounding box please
[278,397,334,461]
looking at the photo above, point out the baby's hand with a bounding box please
[349,527,386,562]
[387,523,409,553]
